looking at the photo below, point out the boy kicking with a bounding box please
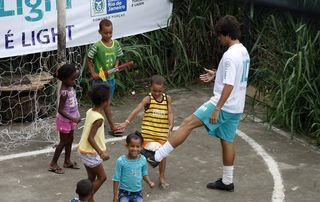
[143,15,250,192]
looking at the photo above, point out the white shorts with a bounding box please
[80,153,103,168]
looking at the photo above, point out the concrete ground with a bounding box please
[0,85,319,202]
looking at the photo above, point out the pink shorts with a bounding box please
[56,117,77,133]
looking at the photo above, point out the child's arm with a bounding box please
[143,176,155,188]
[113,181,120,202]
[167,95,174,133]
[115,59,120,67]
[117,96,150,130]
[114,40,124,68]
[88,119,109,160]
[142,156,155,188]
[58,92,80,123]
[87,57,99,79]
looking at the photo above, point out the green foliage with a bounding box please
[112,0,247,92]
[81,0,319,144]
[248,1,320,144]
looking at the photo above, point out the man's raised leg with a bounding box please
[152,115,203,164]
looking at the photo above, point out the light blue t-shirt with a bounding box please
[112,154,148,192]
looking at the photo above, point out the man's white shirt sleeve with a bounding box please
[223,58,236,86]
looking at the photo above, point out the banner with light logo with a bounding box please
[0,0,173,58]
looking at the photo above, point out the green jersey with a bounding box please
[88,39,123,80]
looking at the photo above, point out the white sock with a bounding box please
[155,142,174,162]
[222,166,234,185]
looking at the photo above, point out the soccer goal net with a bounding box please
[0,46,88,152]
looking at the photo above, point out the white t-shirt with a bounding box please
[209,43,250,113]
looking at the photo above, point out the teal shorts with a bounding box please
[193,101,241,142]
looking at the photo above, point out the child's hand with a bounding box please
[91,72,100,80]
[100,152,110,161]
[113,197,119,202]
[73,117,81,124]
[115,122,128,131]
[149,181,155,188]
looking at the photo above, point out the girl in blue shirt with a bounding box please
[112,132,155,202]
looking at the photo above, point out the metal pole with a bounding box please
[56,0,67,110]
[57,0,67,64]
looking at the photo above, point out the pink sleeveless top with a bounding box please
[56,87,80,122]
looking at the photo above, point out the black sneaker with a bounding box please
[206,178,234,192]
[140,148,160,168]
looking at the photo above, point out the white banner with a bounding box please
[0,0,172,58]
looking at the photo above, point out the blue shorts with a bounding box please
[91,79,116,102]
[193,101,241,142]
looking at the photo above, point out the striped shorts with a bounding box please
[80,153,102,168]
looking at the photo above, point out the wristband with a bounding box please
[125,120,130,124]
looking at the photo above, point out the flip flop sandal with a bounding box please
[48,166,65,174]
[63,161,80,169]
[108,129,124,137]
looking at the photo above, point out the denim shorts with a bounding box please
[193,101,241,142]
[119,189,143,202]
[91,79,115,102]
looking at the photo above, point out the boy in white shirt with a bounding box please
[143,15,250,192]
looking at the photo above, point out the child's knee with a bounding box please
[98,173,107,182]
[100,175,107,182]
[57,141,66,147]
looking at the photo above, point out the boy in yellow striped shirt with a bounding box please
[117,75,174,189]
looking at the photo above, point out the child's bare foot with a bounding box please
[160,179,170,189]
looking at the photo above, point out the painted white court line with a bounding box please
[245,114,320,154]
[243,114,289,138]
[0,136,127,162]
[176,125,285,202]
[237,129,285,202]
[0,125,285,202]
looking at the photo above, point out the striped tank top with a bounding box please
[141,93,169,142]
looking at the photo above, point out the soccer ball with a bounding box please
[144,142,162,152]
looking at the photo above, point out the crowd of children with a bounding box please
[49,18,174,202]
[52,70,169,201]
[48,15,249,201]
[116,75,173,189]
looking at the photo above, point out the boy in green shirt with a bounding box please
[87,19,123,133]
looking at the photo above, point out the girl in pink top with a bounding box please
[49,64,81,174]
